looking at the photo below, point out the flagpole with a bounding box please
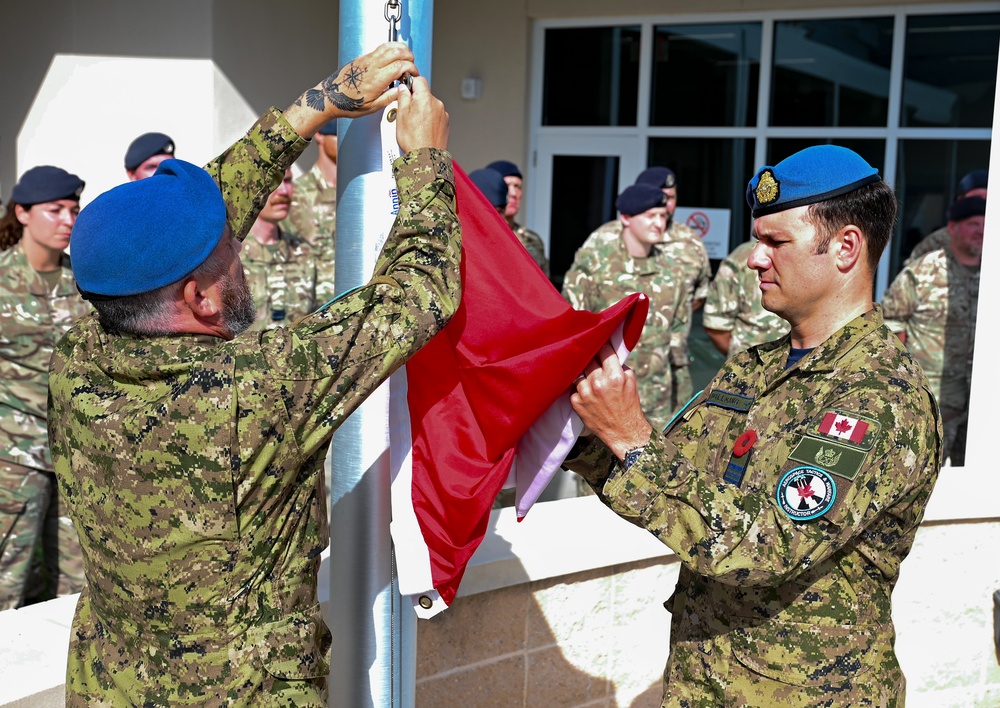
[330,1,433,706]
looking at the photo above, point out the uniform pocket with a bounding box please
[251,605,332,680]
[731,621,878,688]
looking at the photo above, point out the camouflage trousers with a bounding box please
[0,461,85,610]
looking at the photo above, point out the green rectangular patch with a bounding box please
[789,437,867,481]
[707,389,753,412]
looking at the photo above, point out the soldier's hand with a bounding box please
[395,76,449,153]
[291,42,419,130]
[571,343,652,461]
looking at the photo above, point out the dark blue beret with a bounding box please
[947,195,986,222]
[71,159,226,298]
[957,169,987,195]
[746,145,880,218]
[635,166,676,190]
[10,166,84,205]
[318,120,338,136]
[485,160,521,179]
[469,168,509,208]
[124,132,175,170]
[616,184,667,216]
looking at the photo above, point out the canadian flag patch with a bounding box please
[818,412,868,444]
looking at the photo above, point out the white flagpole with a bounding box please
[329,1,433,706]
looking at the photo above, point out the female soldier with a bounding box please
[0,166,89,609]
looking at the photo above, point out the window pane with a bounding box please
[648,137,755,255]
[651,23,761,126]
[902,13,1000,128]
[771,18,893,127]
[894,139,991,273]
[543,27,640,126]
[548,155,620,290]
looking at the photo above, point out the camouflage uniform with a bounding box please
[48,109,461,706]
[512,221,549,277]
[905,225,949,265]
[563,236,687,431]
[283,165,337,304]
[881,246,978,461]
[575,219,709,408]
[242,227,318,331]
[660,220,711,407]
[702,240,790,357]
[0,244,89,610]
[567,307,941,706]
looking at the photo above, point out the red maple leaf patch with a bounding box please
[834,418,853,434]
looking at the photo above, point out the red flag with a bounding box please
[818,412,869,444]
[389,164,648,617]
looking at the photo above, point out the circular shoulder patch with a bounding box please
[776,466,837,521]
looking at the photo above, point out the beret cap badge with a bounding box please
[755,169,780,206]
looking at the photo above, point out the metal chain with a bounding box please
[385,0,401,42]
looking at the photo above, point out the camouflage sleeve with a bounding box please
[595,382,940,587]
[880,268,918,335]
[561,251,599,312]
[202,108,310,241]
[668,279,690,367]
[693,239,711,302]
[264,147,461,455]
[701,253,740,332]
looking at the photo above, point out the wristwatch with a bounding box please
[621,446,645,471]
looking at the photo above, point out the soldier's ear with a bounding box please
[834,224,864,272]
[181,275,222,319]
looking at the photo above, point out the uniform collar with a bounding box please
[754,306,885,377]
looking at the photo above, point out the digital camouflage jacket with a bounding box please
[568,307,942,707]
[49,109,461,707]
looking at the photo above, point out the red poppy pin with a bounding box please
[734,430,758,457]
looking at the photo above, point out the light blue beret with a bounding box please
[71,159,227,298]
[746,145,880,218]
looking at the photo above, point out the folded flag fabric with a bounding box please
[389,163,649,618]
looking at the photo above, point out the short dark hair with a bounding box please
[90,248,229,336]
[807,180,897,275]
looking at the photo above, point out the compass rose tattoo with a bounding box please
[299,61,368,113]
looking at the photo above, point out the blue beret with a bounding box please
[635,166,676,190]
[469,168,509,208]
[318,120,338,136]
[616,184,667,216]
[124,132,175,170]
[10,166,84,205]
[957,169,987,195]
[747,145,880,218]
[71,159,226,298]
[947,196,986,222]
[485,160,521,179]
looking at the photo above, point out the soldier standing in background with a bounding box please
[575,166,710,408]
[124,132,176,181]
[284,119,339,304]
[566,145,941,705]
[703,239,790,358]
[243,168,318,330]
[0,166,89,610]
[906,169,986,265]
[485,159,549,276]
[882,196,984,466]
[562,183,686,432]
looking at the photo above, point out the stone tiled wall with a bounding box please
[416,520,1000,708]
[416,557,680,707]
